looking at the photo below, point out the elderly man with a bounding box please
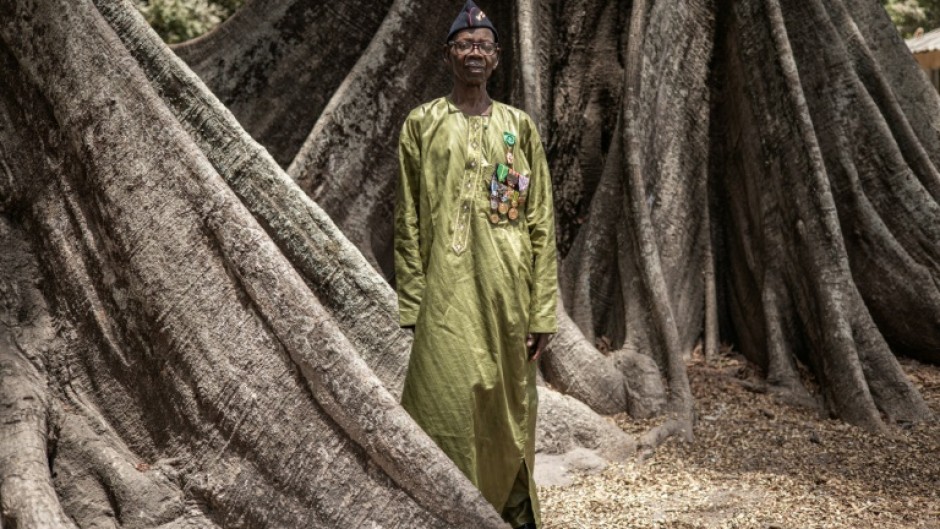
[394,2,558,528]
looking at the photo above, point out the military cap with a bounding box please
[446,0,498,43]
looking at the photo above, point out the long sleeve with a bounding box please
[523,120,559,333]
[394,116,425,326]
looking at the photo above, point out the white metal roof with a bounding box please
[907,27,940,54]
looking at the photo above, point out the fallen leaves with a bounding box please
[538,353,940,528]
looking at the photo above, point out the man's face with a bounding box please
[444,28,499,86]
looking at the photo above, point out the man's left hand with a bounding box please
[526,333,551,362]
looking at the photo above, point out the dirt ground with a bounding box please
[538,349,940,529]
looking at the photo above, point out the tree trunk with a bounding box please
[0,1,507,526]
[713,0,935,429]
[0,1,631,526]
[171,0,394,167]
[2,0,938,526]
[169,0,940,428]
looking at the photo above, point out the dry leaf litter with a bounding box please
[538,348,940,529]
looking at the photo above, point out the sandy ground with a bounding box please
[538,350,940,529]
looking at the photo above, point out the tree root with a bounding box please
[0,335,76,529]
[0,215,211,529]
[97,0,414,395]
[636,416,695,462]
[0,1,509,526]
[0,218,73,529]
[51,397,187,529]
[716,0,935,430]
[536,387,636,462]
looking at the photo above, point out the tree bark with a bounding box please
[714,0,935,428]
[172,0,393,167]
[0,1,632,526]
[171,0,937,428]
[0,1,509,526]
[2,0,939,526]
[0,221,76,528]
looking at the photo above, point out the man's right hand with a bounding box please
[526,333,551,362]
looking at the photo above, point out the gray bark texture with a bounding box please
[1,0,938,527]
[171,0,393,167]
[713,0,936,429]
[0,1,504,527]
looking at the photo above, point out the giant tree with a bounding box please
[177,0,938,427]
[1,0,937,527]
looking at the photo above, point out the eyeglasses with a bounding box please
[448,40,499,56]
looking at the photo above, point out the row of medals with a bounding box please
[488,132,530,224]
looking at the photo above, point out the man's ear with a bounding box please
[442,45,451,66]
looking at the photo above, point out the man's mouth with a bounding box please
[465,61,485,71]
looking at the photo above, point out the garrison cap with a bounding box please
[446,0,498,43]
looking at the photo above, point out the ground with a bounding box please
[538,349,940,529]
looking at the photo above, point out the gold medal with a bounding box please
[498,202,509,214]
[508,207,519,220]
[511,200,518,207]
[489,213,500,224]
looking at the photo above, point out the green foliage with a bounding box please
[884,0,928,37]
[882,0,940,37]
[919,0,940,29]
[133,0,243,44]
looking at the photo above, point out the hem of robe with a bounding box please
[499,457,541,529]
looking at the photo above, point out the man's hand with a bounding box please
[526,333,551,362]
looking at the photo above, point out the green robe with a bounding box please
[395,96,558,528]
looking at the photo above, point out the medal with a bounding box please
[496,163,509,182]
[487,139,527,224]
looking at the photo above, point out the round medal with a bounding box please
[508,207,519,220]
[498,202,509,214]
[489,213,500,224]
